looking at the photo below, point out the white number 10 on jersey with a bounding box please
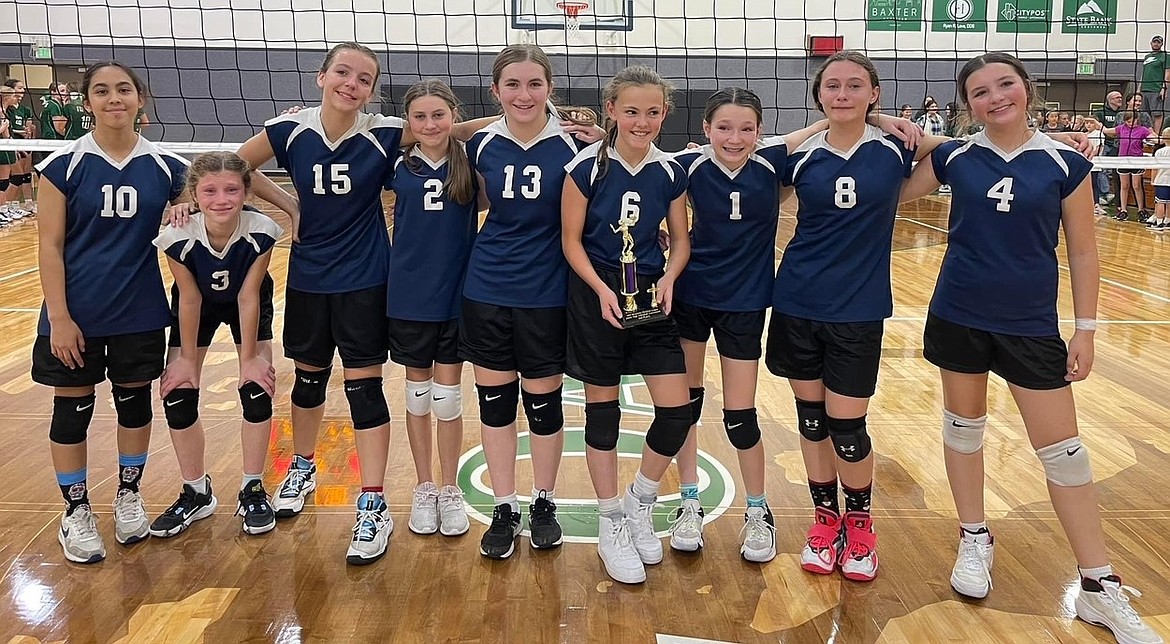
[99,185,138,218]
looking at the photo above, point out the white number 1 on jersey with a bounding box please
[986,177,1015,213]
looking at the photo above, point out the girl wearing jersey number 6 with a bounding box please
[900,52,1162,644]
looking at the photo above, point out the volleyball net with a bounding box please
[0,0,1166,172]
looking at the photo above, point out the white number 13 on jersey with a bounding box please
[986,177,1015,213]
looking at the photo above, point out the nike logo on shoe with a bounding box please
[485,394,501,401]
[76,402,94,412]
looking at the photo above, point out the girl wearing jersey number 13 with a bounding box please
[901,52,1162,644]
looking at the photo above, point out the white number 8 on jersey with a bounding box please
[835,177,857,209]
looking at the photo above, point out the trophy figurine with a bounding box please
[611,215,668,329]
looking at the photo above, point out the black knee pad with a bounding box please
[645,403,692,458]
[827,415,871,463]
[477,380,519,428]
[49,394,96,445]
[163,387,200,430]
[0,179,9,192]
[8,173,23,187]
[688,387,705,426]
[522,385,563,436]
[112,384,153,428]
[239,381,273,423]
[291,367,330,409]
[723,407,762,450]
[584,400,621,451]
[795,398,828,442]
[344,377,390,430]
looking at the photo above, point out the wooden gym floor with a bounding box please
[0,190,1168,644]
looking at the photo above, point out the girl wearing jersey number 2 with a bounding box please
[901,52,1162,644]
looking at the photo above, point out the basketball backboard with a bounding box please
[509,0,634,31]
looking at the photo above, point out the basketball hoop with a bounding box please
[556,1,589,32]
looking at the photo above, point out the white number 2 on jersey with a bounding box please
[834,177,856,209]
[210,270,230,291]
[423,178,444,211]
[312,164,351,195]
[986,177,1015,213]
[99,185,138,218]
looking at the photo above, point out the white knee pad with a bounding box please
[405,379,433,417]
[1036,436,1093,487]
[942,410,987,454]
[431,383,463,422]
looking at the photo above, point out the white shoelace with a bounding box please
[279,468,311,497]
[66,507,100,539]
[669,503,702,536]
[413,486,438,510]
[438,488,465,514]
[1102,581,1147,628]
[353,509,385,543]
[957,540,993,590]
[115,491,146,523]
[608,518,638,556]
[740,511,775,548]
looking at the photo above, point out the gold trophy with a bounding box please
[611,216,668,329]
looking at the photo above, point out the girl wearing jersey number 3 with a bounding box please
[901,52,1162,644]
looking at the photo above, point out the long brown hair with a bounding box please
[811,50,881,115]
[595,65,674,181]
[185,151,252,205]
[320,42,382,80]
[401,79,474,205]
[955,51,1042,132]
[490,44,596,126]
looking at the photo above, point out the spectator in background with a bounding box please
[1058,112,1072,130]
[1040,110,1066,133]
[899,104,913,120]
[39,81,68,141]
[915,99,946,136]
[1072,114,1085,132]
[1102,110,1156,221]
[913,95,936,123]
[1126,93,1154,128]
[1084,117,1108,216]
[1094,91,1123,205]
[944,102,961,137]
[1140,35,1169,132]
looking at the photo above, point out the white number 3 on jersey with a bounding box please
[986,177,1015,213]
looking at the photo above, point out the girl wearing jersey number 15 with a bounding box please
[900,52,1162,644]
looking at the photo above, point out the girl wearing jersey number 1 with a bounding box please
[33,62,189,563]
[900,52,1162,644]
[387,80,476,538]
[562,66,691,585]
[151,153,283,539]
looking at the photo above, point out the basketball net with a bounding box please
[557,1,588,35]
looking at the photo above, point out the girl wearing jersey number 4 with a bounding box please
[34,62,189,563]
[901,52,1162,644]
[388,80,476,538]
[233,42,497,566]
[151,153,283,539]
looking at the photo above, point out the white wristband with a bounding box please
[1075,318,1098,331]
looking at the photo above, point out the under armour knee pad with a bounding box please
[522,386,564,436]
[795,398,829,442]
[49,394,96,445]
[344,377,390,430]
[723,407,762,450]
[238,382,273,423]
[112,384,153,428]
[291,367,331,409]
[826,414,871,463]
[645,403,692,458]
[477,380,519,428]
[584,399,621,451]
[942,410,987,455]
[431,383,463,422]
[163,387,200,430]
[1037,436,1093,487]
[689,387,705,426]
[404,378,433,417]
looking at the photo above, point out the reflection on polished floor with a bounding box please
[1,193,1168,643]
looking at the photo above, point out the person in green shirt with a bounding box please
[3,78,35,212]
[1140,35,1169,132]
[63,84,93,140]
[39,82,69,141]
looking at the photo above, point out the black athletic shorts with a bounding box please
[765,312,884,399]
[923,312,1069,390]
[283,285,388,369]
[672,300,766,361]
[458,298,565,379]
[388,317,461,369]
[32,329,166,387]
[565,269,685,388]
[168,277,274,348]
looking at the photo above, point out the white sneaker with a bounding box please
[59,505,105,564]
[740,506,777,563]
[598,514,646,584]
[950,534,994,598]
[622,488,663,565]
[346,492,392,565]
[1075,576,1164,644]
[668,498,704,552]
[272,456,316,518]
[408,482,439,535]
[437,485,470,536]
[113,489,150,545]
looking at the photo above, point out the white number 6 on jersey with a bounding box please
[986,177,1015,213]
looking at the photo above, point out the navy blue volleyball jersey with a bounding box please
[773,125,914,323]
[386,147,478,322]
[265,108,403,294]
[154,207,283,304]
[566,143,687,275]
[464,117,585,308]
[35,134,187,337]
[673,137,788,311]
[929,132,1092,336]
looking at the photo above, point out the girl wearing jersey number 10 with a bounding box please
[668,88,921,563]
[233,42,497,566]
[900,52,1162,644]
[460,44,601,561]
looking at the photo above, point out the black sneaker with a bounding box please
[237,480,276,535]
[479,503,521,559]
[148,478,218,538]
[1139,209,1151,222]
[1116,210,1130,222]
[528,490,563,549]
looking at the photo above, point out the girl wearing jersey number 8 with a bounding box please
[900,52,1162,644]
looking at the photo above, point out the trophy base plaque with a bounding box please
[620,306,668,329]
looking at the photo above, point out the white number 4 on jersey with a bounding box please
[987,177,1015,213]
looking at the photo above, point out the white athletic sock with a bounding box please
[185,476,209,495]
